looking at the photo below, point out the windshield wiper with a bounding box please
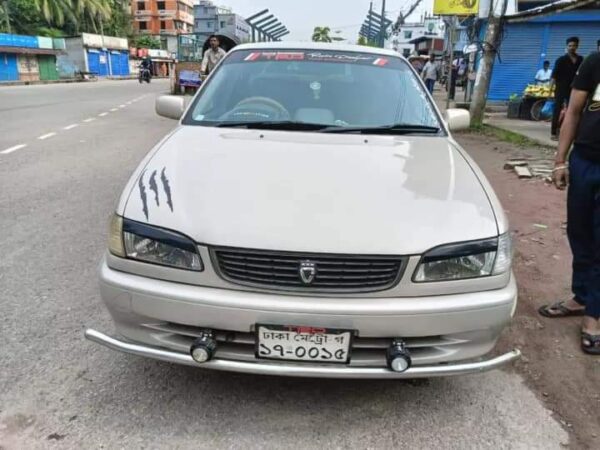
[321,124,441,135]
[214,121,332,131]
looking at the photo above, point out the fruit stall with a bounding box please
[508,84,555,121]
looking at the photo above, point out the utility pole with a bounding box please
[469,0,509,126]
[379,0,386,48]
[445,17,455,111]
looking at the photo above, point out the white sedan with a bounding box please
[85,43,520,378]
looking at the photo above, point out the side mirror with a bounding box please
[156,95,185,120]
[445,108,470,131]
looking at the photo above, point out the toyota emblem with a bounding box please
[299,260,317,284]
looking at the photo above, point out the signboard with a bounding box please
[433,0,479,16]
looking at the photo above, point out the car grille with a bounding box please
[211,247,405,293]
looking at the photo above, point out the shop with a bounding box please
[60,33,130,77]
[484,10,600,101]
[0,33,63,82]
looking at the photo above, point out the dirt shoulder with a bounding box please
[455,131,600,449]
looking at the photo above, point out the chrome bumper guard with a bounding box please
[85,329,521,379]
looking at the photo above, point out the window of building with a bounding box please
[220,21,225,29]
[137,1,145,10]
[403,48,410,57]
[160,20,166,30]
[157,1,165,10]
[404,31,412,39]
[206,21,212,28]
[139,21,147,30]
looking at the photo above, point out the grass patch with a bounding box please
[461,124,551,148]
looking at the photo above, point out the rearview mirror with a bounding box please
[445,108,470,132]
[156,95,185,120]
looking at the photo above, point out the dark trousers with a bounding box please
[567,149,600,319]
[551,90,569,136]
[425,78,435,94]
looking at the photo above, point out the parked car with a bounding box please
[86,42,520,378]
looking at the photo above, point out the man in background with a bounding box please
[550,36,583,140]
[421,54,439,94]
[201,35,227,76]
[535,60,552,85]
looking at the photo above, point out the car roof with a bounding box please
[232,41,406,60]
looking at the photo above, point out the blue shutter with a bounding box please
[488,23,545,101]
[109,51,121,76]
[87,49,100,75]
[0,53,19,81]
[546,22,600,66]
[120,52,130,76]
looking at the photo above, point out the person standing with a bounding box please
[200,35,227,76]
[421,55,439,94]
[550,37,583,140]
[535,60,552,85]
[538,51,600,354]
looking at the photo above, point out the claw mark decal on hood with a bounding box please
[138,170,149,220]
[149,170,160,206]
[161,167,174,212]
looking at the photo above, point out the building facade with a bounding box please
[133,0,195,35]
[388,18,444,57]
[193,1,251,43]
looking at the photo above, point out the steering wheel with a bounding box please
[221,96,291,122]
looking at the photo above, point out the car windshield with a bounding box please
[184,49,442,133]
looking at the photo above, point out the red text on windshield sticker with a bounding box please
[244,52,305,61]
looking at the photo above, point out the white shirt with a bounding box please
[422,61,439,81]
[535,68,552,84]
[201,47,227,74]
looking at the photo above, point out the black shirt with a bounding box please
[552,53,583,94]
[573,52,600,161]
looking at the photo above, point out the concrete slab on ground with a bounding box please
[485,115,557,148]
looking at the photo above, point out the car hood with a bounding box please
[124,126,498,255]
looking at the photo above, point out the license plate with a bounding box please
[256,324,352,364]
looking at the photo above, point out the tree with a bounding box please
[34,0,74,26]
[312,26,332,43]
[135,34,161,49]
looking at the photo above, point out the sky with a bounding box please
[217,0,435,42]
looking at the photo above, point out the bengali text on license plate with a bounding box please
[256,325,352,363]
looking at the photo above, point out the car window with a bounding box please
[184,49,441,130]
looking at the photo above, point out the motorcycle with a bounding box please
[138,66,151,84]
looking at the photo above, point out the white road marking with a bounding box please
[38,132,57,140]
[119,104,126,108]
[63,124,79,130]
[126,101,132,105]
[83,118,96,123]
[110,108,118,112]
[98,112,108,117]
[1,144,26,155]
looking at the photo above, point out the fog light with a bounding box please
[387,339,411,373]
[190,330,217,364]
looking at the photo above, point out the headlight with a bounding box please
[414,233,512,282]
[108,214,203,271]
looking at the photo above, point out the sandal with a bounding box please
[538,301,585,318]
[581,332,600,355]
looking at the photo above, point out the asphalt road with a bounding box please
[0,80,568,449]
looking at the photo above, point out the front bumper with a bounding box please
[90,258,520,377]
[85,329,521,379]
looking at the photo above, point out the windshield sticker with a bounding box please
[233,50,402,68]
